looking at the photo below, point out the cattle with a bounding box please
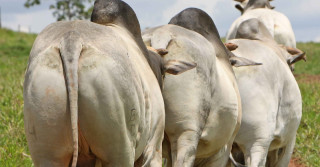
[233,0,274,14]
[23,0,195,166]
[143,8,260,167]
[233,0,249,13]
[227,0,296,48]
[227,18,303,167]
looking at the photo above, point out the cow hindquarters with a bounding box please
[274,26,296,48]
[169,130,200,167]
[77,54,165,166]
[137,116,164,167]
[77,65,135,166]
[134,96,164,167]
[243,140,271,167]
[194,144,233,167]
[24,66,73,167]
[267,136,297,167]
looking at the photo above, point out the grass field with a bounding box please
[0,28,319,166]
[293,42,320,166]
[0,28,36,166]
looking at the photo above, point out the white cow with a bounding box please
[143,8,260,167]
[233,0,274,14]
[233,0,249,12]
[23,0,195,166]
[228,18,303,167]
[227,0,296,48]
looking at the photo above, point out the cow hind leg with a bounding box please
[243,140,271,167]
[137,138,163,167]
[169,130,200,167]
[24,68,73,167]
[77,65,135,167]
[134,115,164,167]
[194,142,233,167]
[268,136,296,167]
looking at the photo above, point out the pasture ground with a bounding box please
[0,28,319,166]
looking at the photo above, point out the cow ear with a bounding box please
[230,56,262,67]
[235,4,244,13]
[156,48,169,56]
[287,52,306,65]
[283,46,307,64]
[147,46,169,57]
[234,0,245,2]
[164,60,197,75]
[225,42,238,51]
[285,46,305,56]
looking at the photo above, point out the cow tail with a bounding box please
[59,31,83,167]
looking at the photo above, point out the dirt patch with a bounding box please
[289,158,307,167]
[294,74,320,84]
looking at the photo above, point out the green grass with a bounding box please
[294,42,320,74]
[286,42,320,166]
[0,29,319,166]
[0,28,36,166]
[294,81,320,166]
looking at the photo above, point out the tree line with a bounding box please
[24,0,94,21]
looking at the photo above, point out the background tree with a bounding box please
[24,0,94,21]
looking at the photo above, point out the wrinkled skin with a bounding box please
[143,8,243,167]
[227,0,296,48]
[24,0,169,166]
[24,1,198,166]
[228,19,302,167]
[24,20,165,167]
